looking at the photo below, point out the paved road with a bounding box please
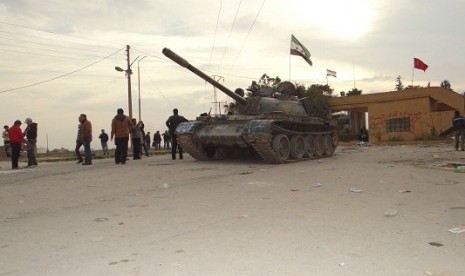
[1,145,464,275]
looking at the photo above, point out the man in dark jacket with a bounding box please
[79,114,93,165]
[24,118,38,167]
[99,129,109,156]
[166,108,188,160]
[452,110,465,151]
[111,108,132,164]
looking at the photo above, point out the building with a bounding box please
[329,87,465,143]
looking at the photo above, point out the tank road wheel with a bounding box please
[272,134,290,162]
[332,134,339,148]
[323,135,335,157]
[314,135,325,157]
[289,135,305,159]
[304,135,315,158]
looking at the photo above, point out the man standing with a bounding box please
[166,108,188,160]
[8,120,24,169]
[162,130,171,149]
[23,118,38,167]
[111,108,132,164]
[452,110,465,151]
[75,117,83,164]
[131,118,143,160]
[79,114,92,165]
[2,125,11,157]
[99,129,109,156]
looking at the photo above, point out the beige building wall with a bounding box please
[329,87,465,143]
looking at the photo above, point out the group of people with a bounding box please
[109,107,187,164]
[1,108,188,169]
[151,130,171,150]
[72,108,188,165]
[2,118,38,169]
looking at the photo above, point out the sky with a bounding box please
[1,0,464,150]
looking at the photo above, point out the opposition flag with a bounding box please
[290,34,312,66]
[414,57,428,71]
[326,69,337,77]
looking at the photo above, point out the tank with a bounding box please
[162,47,338,163]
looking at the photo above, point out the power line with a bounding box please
[218,0,243,73]
[0,47,119,61]
[0,35,120,56]
[0,21,121,48]
[228,0,266,74]
[209,0,222,68]
[0,47,124,94]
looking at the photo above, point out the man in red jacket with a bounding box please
[8,120,24,169]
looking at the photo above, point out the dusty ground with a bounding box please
[0,143,464,276]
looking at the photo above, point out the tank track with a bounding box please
[176,133,211,161]
[177,129,337,164]
[247,133,283,163]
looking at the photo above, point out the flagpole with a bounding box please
[289,37,292,80]
[353,63,356,89]
[411,57,414,86]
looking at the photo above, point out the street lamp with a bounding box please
[137,56,147,122]
[114,45,139,120]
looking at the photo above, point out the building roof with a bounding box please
[329,87,465,112]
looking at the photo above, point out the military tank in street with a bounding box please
[162,47,338,163]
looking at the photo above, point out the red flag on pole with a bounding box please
[413,57,428,71]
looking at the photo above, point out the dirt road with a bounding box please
[1,144,464,275]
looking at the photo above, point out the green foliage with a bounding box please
[346,88,362,96]
[405,85,422,89]
[395,76,404,91]
[299,84,333,118]
[440,80,451,89]
[258,73,281,87]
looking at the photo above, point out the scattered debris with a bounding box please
[238,215,249,219]
[240,171,253,175]
[94,218,109,222]
[313,183,322,187]
[162,183,170,189]
[399,190,412,193]
[290,189,300,192]
[428,242,443,247]
[453,167,465,173]
[448,226,465,234]
[349,188,364,193]
[384,209,398,217]
[433,154,439,159]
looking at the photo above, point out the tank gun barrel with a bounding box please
[162,48,247,105]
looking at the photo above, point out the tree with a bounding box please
[299,84,333,118]
[395,76,404,91]
[440,80,451,89]
[346,88,362,96]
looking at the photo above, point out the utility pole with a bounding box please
[137,56,147,122]
[211,75,225,115]
[126,45,133,120]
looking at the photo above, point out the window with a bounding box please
[386,117,410,132]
